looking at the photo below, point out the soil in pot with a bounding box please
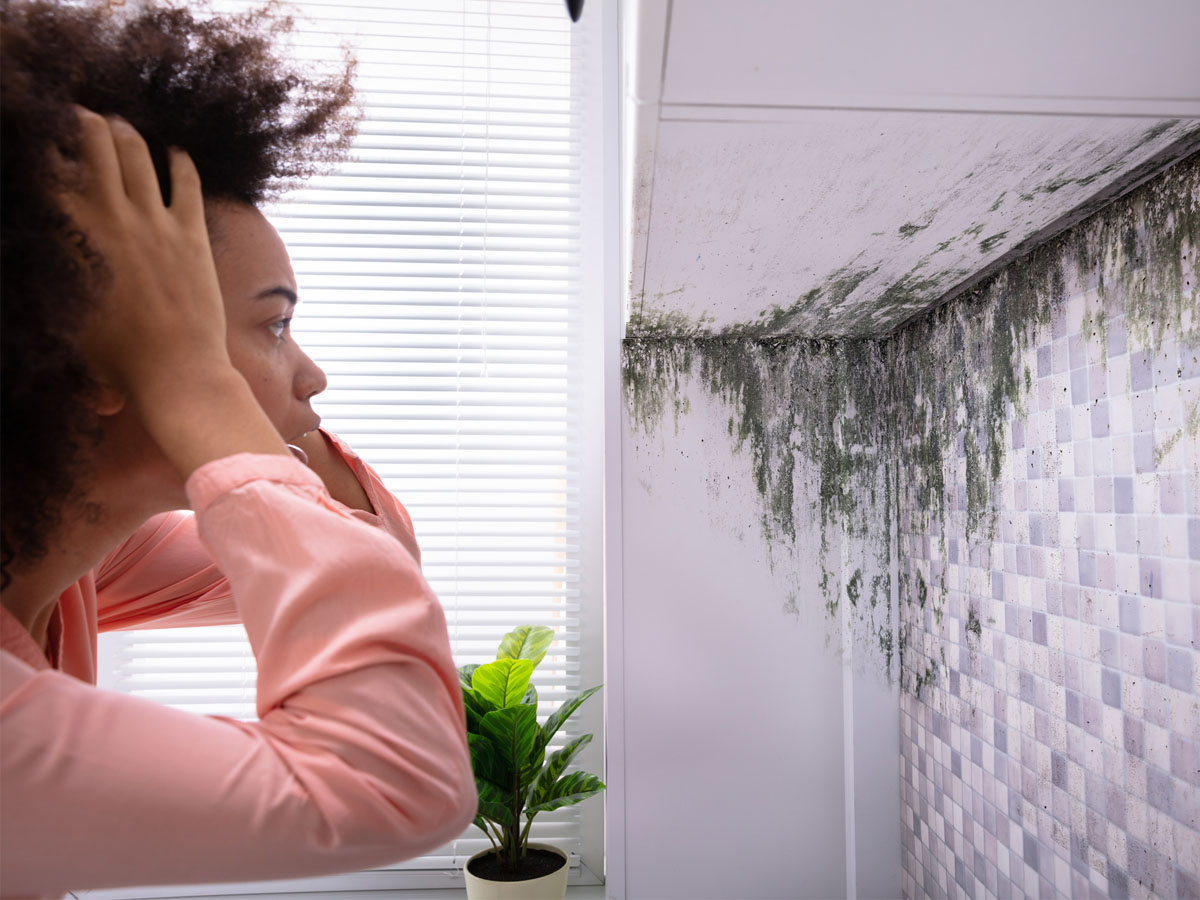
[468,848,566,882]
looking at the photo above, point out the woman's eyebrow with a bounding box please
[256,286,298,306]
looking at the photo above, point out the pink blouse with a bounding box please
[0,439,476,898]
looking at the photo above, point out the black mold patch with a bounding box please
[623,155,1200,695]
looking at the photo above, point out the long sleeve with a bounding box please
[0,454,476,898]
[93,429,421,632]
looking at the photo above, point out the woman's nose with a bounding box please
[296,350,328,401]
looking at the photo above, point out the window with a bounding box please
[93,0,611,893]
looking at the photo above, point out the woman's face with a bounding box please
[206,201,327,443]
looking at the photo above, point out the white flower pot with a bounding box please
[463,842,569,900]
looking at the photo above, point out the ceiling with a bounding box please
[625,0,1200,338]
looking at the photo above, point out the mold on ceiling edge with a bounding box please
[885,131,1200,339]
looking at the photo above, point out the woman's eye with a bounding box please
[268,317,292,339]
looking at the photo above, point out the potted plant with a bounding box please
[459,625,604,900]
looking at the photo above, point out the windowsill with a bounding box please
[81,888,606,900]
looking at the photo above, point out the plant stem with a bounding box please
[519,814,535,852]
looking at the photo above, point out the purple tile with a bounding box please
[1116,516,1138,553]
[1108,867,1131,900]
[1024,829,1040,871]
[1071,367,1088,404]
[1183,345,1200,380]
[1098,628,1119,666]
[1106,781,1127,829]
[1190,518,1200,560]
[1032,611,1047,645]
[1038,345,1053,378]
[1124,714,1144,756]
[1030,513,1044,545]
[1091,401,1111,437]
[1140,557,1162,598]
[1130,349,1154,391]
[1170,732,1200,786]
[1052,308,1067,340]
[1134,434,1155,473]
[1101,668,1122,707]
[1177,867,1200,900]
[1089,363,1109,399]
[1108,320,1127,357]
[1161,474,1184,513]
[1069,333,1087,369]
[1067,689,1086,728]
[1012,418,1025,449]
[1096,477,1114,513]
[1127,837,1176,898]
[1120,595,1140,634]
[1027,448,1042,479]
[1056,407,1072,443]
[1167,645,1194,690]
[1020,671,1036,702]
[1059,479,1075,511]
[1147,765,1173,814]
[1133,393,1156,432]
[1145,639,1166,682]
[1114,477,1134,514]
[1079,552,1096,587]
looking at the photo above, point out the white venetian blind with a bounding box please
[96,0,605,891]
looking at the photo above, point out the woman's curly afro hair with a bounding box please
[1,0,357,587]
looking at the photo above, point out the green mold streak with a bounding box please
[622,155,1200,696]
[899,222,929,238]
[979,231,1009,254]
[751,265,879,335]
[966,606,982,641]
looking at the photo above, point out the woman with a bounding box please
[0,2,476,896]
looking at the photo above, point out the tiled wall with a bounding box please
[900,160,1199,899]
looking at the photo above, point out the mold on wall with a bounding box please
[631,117,1200,340]
[624,153,1199,897]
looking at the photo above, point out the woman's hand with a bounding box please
[57,108,289,477]
[59,107,228,396]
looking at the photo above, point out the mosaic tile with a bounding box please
[899,177,1198,900]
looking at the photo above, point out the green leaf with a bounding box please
[459,663,480,689]
[527,734,591,809]
[525,771,605,816]
[462,688,494,734]
[480,705,539,777]
[522,683,538,706]
[475,777,513,828]
[472,659,535,710]
[467,733,501,784]
[536,684,602,756]
[496,625,555,668]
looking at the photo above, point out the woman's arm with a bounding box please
[1,459,476,897]
[95,430,421,631]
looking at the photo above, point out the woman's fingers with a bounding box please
[67,106,168,212]
[166,147,204,220]
[68,106,125,208]
[106,115,163,209]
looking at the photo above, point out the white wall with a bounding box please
[617,365,897,899]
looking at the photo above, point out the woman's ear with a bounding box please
[88,381,127,416]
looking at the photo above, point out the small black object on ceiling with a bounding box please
[565,0,583,22]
